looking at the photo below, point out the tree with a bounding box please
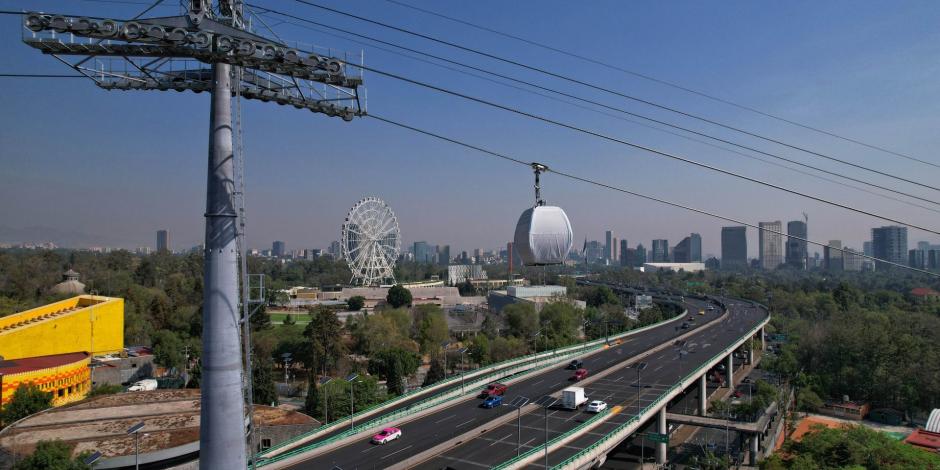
[347,295,365,311]
[386,355,405,396]
[503,303,538,339]
[282,313,296,326]
[151,329,186,371]
[386,284,413,308]
[468,334,491,366]
[368,349,420,382]
[1,383,53,426]
[302,307,346,375]
[584,286,620,308]
[304,381,320,419]
[250,303,272,331]
[413,305,449,354]
[457,280,476,296]
[13,440,90,470]
[423,357,445,387]
[252,353,278,406]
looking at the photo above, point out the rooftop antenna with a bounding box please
[17,2,365,469]
[531,162,548,207]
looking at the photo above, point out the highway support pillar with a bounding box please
[726,354,734,387]
[750,434,760,465]
[698,374,707,416]
[760,327,765,350]
[656,406,667,464]
[747,346,754,365]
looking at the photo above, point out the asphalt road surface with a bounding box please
[281,298,724,469]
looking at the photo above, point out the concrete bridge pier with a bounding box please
[698,374,707,416]
[726,354,734,386]
[656,406,667,464]
[750,434,760,465]
[759,326,765,350]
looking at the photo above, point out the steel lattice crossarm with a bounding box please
[21,9,365,120]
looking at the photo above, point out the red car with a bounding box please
[479,382,508,398]
[733,390,743,398]
[572,368,589,381]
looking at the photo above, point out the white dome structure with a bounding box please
[514,205,573,266]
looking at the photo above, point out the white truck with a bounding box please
[128,379,158,392]
[561,387,588,410]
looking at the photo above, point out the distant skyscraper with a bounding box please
[611,237,618,264]
[872,226,908,270]
[910,249,927,270]
[918,241,931,251]
[844,248,863,272]
[785,221,808,270]
[651,239,669,262]
[824,240,843,272]
[758,221,784,270]
[634,244,647,266]
[439,245,451,266]
[721,226,747,270]
[328,240,341,259]
[605,230,613,261]
[929,250,940,270]
[272,240,286,257]
[156,230,169,253]
[619,239,629,266]
[413,241,434,264]
[863,241,873,257]
[673,233,702,263]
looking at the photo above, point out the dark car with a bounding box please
[479,382,508,398]
[567,359,583,370]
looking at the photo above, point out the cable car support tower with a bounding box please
[17,2,365,468]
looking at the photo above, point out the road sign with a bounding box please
[643,432,669,443]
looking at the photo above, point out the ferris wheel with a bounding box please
[342,197,401,286]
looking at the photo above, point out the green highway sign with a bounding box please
[643,432,669,443]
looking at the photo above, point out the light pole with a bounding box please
[345,373,359,431]
[126,422,144,470]
[633,362,648,468]
[505,396,529,458]
[535,395,557,470]
[441,341,451,379]
[319,377,333,425]
[281,353,293,386]
[456,348,468,394]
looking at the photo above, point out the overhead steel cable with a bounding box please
[288,0,940,193]
[368,112,938,278]
[249,4,940,210]
[342,61,940,236]
[383,0,940,171]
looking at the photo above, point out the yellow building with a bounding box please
[0,295,123,361]
[0,295,123,407]
[0,352,91,406]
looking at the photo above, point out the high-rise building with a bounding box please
[413,241,434,264]
[328,240,341,259]
[438,245,451,266]
[156,230,169,253]
[272,240,286,257]
[824,240,843,272]
[844,247,863,271]
[863,241,873,257]
[928,250,940,270]
[634,244,647,266]
[673,233,702,263]
[918,241,931,251]
[651,239,669,262]
[758,221,784,270]
[721,226,747,270]
[910,249,927,270]
[605,230,613,261]
[611,237,618,264]
[785,221,808,270]
[619,239,629,266]
[871,226,908,270]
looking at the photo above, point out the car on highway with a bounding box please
[707,305,715,311]
[371,427,402,445]
[681,322,689,329]
[698,309,705,315]
[567,359,583,370]
[733,390,743,398]
[572,368,589,381]
[481,395,503,408]
[479,382,507,398]
[586,400,607,413]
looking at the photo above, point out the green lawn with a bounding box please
[269,312,311,324]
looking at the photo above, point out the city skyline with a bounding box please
[3,2,940,259]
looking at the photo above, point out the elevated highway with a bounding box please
[261,294,728,469]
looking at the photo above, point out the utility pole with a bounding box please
[18,3,364,468]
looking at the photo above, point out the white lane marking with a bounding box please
[361,445,378,454]
[531,379,544,386]
[653,365,664,372]
[613,376,624,382]
[523,437,537,448]
[379,444,413,460]
[456,418,475,428]
[434,414,456,424]
[489,432,514,447]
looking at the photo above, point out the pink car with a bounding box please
[371,427,402,445]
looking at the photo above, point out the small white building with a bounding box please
[642,262,706,273]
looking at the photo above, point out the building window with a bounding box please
[261,439,272,450]
[58,389,65,397]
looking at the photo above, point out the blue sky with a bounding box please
[2,0,940,256]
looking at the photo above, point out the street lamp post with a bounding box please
[345,374,359,431]
[126,422,145,470]
[634,362,648,468]
[506,396,529,458]
[456,348,468,394]
[535,395,557,470]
